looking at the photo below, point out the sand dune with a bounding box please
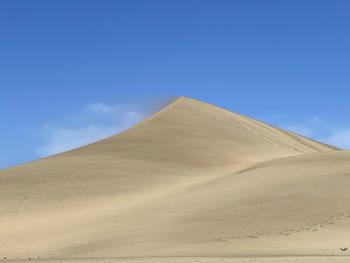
[1,97,349,262]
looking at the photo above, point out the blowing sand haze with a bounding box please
[1,97,350,262]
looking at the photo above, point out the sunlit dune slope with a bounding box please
[0,96,348,259]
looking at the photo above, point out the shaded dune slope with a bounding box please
[0,97,348,259]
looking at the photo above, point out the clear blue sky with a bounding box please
[1,0,350,168]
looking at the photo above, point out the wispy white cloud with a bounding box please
[323,129,350,150]
[263,115,350,150]
[280,115,322,138]
[37,102,147,157]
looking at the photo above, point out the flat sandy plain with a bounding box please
[1,97,350,263]
[4,256,350,263]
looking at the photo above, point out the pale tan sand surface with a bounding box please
[0,97,349,261]
[4,257,350,263]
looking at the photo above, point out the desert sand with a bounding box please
[1,97,350,263]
